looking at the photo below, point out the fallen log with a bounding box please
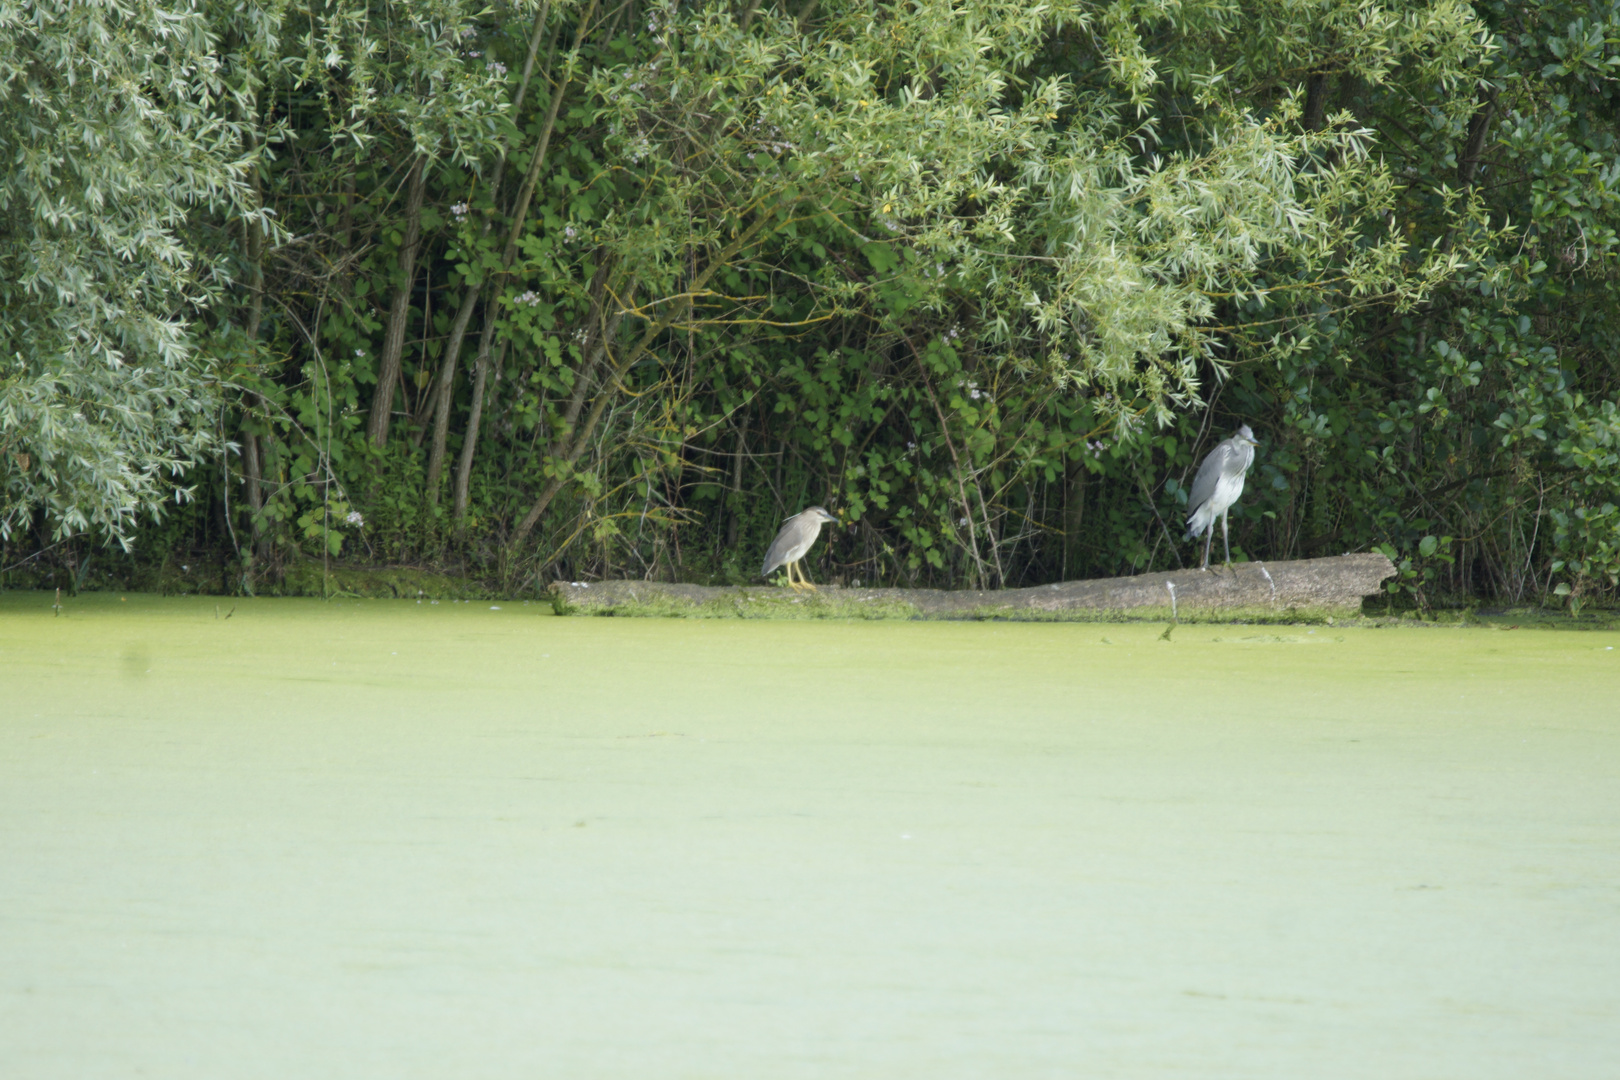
[550,552,1397,622]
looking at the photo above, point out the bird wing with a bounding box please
[1186,439,1235,515]
[761,515,802,575]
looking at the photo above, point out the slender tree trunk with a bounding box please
[368,154,429,448]
[448,338,510,524]
[509,214,775,547]
[425,291,481,504]
[453,317,502,522]
[242,430,265,554]
[335,165,357,300]
[446,0,599,519]
[1458,87,1498,187]
[1063,459,1086,580]
[726,421,745,549]
[424,0,589,508]
[242,133,268,559]
[549,270,628,457]
[906,337,990,590]
[1303,70,1330,132]
[407,278,434,445]
[553,318,616,446]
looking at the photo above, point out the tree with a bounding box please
[0,0,257,545]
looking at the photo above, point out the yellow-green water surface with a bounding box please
[2,593,1617,1078]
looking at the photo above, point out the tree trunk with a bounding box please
[368,154,429,448]
[424,290,481,505]
[453,317,503,522]
[904,334,993,589]
[726,422,745,549]
[550,278,629,456]
[421,1,555,497]
[1303,70,1330,132]
[242,134,268,559]
[1063,459,1086,579]
[428,0,597,509]
[450,338,509,524]
[1458,87,1498,187]
[508,213,776,548]
[242,431,266,556]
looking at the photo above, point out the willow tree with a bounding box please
[0,0,257,545]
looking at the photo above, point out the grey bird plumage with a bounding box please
[1183,424,1259,570]
[762,506,838,589]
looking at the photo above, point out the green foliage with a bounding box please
[0,0,257,544]
[3,0,1617,610]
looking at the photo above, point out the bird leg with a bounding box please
[1200,526,1213,571]
[1221,511,1232,566]
[794,560,817,591]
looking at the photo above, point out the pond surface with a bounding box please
[2,593,1617,1078]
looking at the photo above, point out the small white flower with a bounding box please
[958,517,970,527]
[345,510,364,527]
[450,202,469,220]
[355,348,364,357]
[488,61,507,77]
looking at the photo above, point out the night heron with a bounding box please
[1184,424,1260,570]
[762,506,838,590]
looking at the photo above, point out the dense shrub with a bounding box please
[3,0,1616,607]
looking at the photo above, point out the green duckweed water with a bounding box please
[2,593,1617,1078]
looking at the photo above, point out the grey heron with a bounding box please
[1183,424,1260,570]
[762,506,838,590]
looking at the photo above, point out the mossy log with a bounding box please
[550,553,1397,622]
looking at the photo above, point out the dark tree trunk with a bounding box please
[1063,459,1086,580]
[508,215,776,548]
[368,154,429,448]
[453,318,502,523]
[726,423,745,549]
[424,290,480,505]
[437,0,599,513]
[1458,87,1498,187]
[420,2,556,495]
[1303,71,1330,132]
[242,135,268,560]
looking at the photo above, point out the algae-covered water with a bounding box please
[2,593,1617,1078]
